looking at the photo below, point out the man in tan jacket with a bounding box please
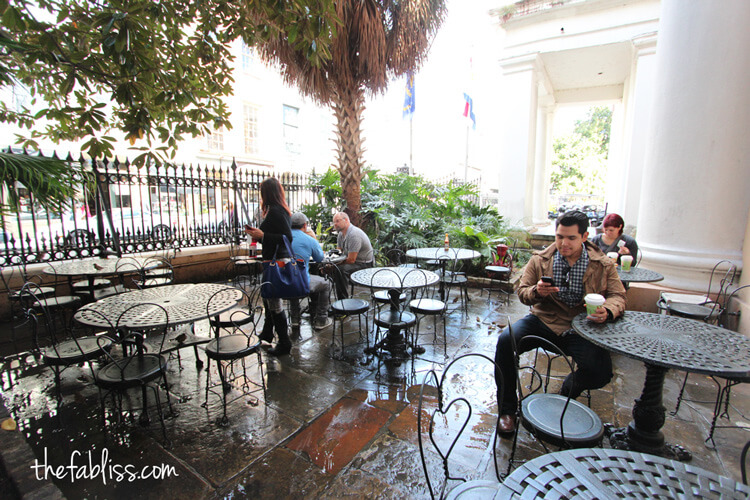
[494,210,627,434]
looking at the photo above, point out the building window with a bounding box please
[205,128,224,151]
[241,42,255,72]
[243,104,259,155]
[283,105,300,154]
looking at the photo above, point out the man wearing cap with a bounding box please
[290,212,332,330]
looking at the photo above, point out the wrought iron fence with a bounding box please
[2,149,484,267]
[1,150,317,266]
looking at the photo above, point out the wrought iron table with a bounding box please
[74,283,242,329]
[405,247,480,300]
[498,447,750,499]
[351,267,438,358]
[45,257,155,297]
[350,266,439,291]
[572,311,750,461]
[617,266,664,284]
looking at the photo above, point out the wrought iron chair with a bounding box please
[24,281,115,403]
[507,331,604,475]
[658,259,737,323]
[689,284,750,446]
[94,302,175,447]
[203,284,266,426]
[670,260,739,418]
[408,269,448,356]
[417,353,506,499]
[137,255,175,288]
[1,257,56,355]
[326,264,370,359]
[484,240,515,305]
[742,439,750,485]
[386,248,418,269]
[437,250,469,316]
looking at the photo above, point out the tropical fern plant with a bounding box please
[0,151,86,217]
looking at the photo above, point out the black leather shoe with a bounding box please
[498,414,517,435]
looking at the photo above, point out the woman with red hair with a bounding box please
[591,213,638,264]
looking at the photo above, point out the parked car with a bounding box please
[62,207,174,247]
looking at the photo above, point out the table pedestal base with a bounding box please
[605,363,691,461]
[364,326,424,365]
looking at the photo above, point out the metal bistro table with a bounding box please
[351,267,438,357]
[617,266,664,284]
[405,247,480,301]
[75,283,242,330]
[498,447,750,499]
[45,257,155,298]
[572,311,750,461]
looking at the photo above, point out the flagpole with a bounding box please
[464,123,469,182]
[409,117,414,175]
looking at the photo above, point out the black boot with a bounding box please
[268,311,292,356]
[258,313,274,343]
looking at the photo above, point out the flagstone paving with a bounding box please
[1,285,749,499]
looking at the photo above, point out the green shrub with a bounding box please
[299,167,529,275]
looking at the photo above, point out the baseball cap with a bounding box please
[290,212,308,228]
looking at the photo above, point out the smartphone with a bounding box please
[244,224,252,231]
[541,276,555,286]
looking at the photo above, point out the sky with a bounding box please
[361,0,502,182]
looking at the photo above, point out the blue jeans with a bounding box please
[494,314,613,414]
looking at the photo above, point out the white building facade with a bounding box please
[493,0,750,305]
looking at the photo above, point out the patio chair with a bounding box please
[670,260,739,418]
[417,353,506,499]
[507,331,603,475]
[24,281,114,403]
[203,284,266,426]
[94,302,175,447]
[385,248,418,268]
[658,259,737,323]
[136,256,174,289]
[437,251,469,316]
[325,264,370,359]
[691,284,750,446]
[1,257,56,355]
[27,266,82,330]
[484,240,515,305]
[408,269,448,356]
[742,439,750,485]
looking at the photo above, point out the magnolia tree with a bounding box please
[0,0,339,212]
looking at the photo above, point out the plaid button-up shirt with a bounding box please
[553,245,589,308]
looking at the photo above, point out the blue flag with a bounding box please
[403,73,415,119]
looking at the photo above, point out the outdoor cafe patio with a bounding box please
[1,273,749,499]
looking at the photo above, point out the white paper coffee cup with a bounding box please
[585,293,605,316]
[607,251,619,262]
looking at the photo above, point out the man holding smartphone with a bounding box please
[494,210,627,434]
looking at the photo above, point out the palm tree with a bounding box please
[257,0,446,222]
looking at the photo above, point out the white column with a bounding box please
[637,0,750,291]
[497,54,540,226]
[531,98,555,225]
[616,33,658,228]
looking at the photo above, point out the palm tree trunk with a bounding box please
[332,85,365,224]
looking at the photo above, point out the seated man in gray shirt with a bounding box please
[331,211,374,299]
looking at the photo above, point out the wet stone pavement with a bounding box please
[1,285,750,499]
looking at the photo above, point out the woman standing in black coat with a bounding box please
[245,177,293,356]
